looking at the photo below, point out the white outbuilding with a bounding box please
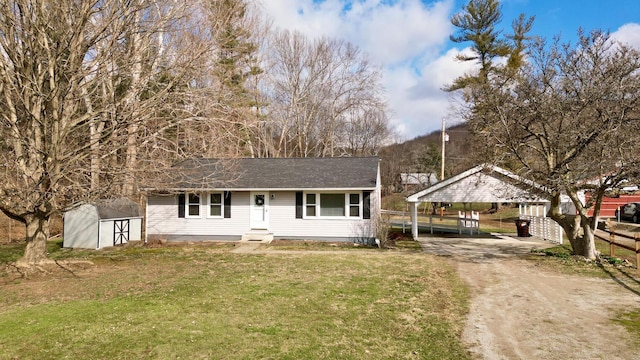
[406,164,565,243]
[63,198,143,249]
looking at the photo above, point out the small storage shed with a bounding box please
[63,198,143,249]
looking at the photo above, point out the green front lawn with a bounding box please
[0,242,470,359]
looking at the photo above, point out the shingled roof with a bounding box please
[153,157,379,190]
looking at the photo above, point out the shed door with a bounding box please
[114,220,130,246]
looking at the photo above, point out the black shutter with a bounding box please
[363,191,371,219]
[295,191,303,219]
[224,191,231,218]
[178,193,185,218]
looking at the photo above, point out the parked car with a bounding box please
[614,202,640,223]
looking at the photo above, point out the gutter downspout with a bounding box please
[96,206,101,250]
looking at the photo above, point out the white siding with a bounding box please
[269,191,376,240]
[147,190,379,241]
[416,174,543,203]
[63,204,100,249]
[129,219,142,241]
[97,218,142,249]
[147,192,250,239]
[99,220,115,249]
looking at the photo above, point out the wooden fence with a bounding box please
[594,228,640,268]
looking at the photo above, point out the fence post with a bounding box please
[635,233,640,270]
[609,226,615,257]
[429,214,433,235]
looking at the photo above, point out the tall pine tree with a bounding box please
[447,0,534,91]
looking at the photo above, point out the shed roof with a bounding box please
[147,157,379,190]
[94,198,143,219]
[406,164,550,203]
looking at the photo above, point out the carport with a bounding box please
[406,165,553,240]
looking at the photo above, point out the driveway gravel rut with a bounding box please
[418,235,640,360]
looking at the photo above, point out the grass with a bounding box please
[0,238,66,264]
[528,239,640,281]
[594,235,638,268]
[614,309,640,349]
[0,241,470,359]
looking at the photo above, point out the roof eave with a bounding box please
[143,187,377,192]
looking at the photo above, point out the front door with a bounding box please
[250,192,269,229]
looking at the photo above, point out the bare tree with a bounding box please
[0,0,210,265]
[146,0,269,160]
[465,31,640,259]
[261,30,391,157]
[341,105,392,156]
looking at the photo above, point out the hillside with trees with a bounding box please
[379,123,474,195]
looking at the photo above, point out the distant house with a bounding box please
[63,198,143,249]
[400,172,438,191]
[143,157,381,243]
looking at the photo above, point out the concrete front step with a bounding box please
[241,232,274,243]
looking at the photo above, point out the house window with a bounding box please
[303,192,366,219]
[320,194,345,216]
[209,192,222,217]
[349,193,360,217]
[306,193,316,217]
[187,193,200,217]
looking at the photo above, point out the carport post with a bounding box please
[411,202,419,239]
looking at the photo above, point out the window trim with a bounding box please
[182,191,230,219]
[207,192,224,218]
[302,191,363,219]
[349,193,361,217]
[305,193,317,217]
[185,192,202,218]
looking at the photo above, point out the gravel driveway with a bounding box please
[418,234,640,360]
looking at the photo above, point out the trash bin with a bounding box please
[515,219,531,237]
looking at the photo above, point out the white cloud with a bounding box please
[385,47,478,138]
[611,23,640,49]
[260,0,457,139]
[261,0,453,65]
[341,0,452,65]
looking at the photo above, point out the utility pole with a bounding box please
[440,118,447,181]
[439,118,448,218]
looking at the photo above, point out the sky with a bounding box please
[260,0,640,140]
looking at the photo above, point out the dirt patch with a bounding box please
[1,259,97,291]
[419,235,640,359]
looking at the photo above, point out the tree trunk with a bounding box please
[17,214,50,266]
[567,228,597,260]
[123,122,139,196]
[564,215,597,260]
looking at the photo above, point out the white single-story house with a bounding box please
[63,198,143,249]
[143,157,381,243]
[406,164,563,241]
